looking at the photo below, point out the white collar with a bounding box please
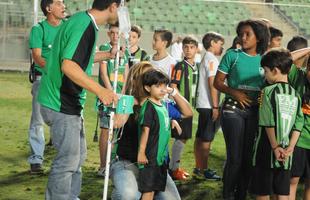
[87,11,99,31]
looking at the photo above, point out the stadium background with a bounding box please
[0,0,309,72]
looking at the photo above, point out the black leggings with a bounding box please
[221,104,258,200]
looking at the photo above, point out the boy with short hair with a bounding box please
[193,32,224,181]
[128,25,149,68]
[97,23,129,176]
[150,29,176,77]
[137,69,171,200]
[269,26,283,49]
[250,48,304,200]
[169,35,199,180]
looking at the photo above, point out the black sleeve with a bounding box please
[141,101,155,128]
[170,62,183,85]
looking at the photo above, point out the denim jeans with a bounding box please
[110,159,181,200]
[221,103,258,200]
[41,106,86,200]
[28,80,45,164]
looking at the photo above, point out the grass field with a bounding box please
[0,71,304,200]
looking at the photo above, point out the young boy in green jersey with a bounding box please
[169,35,199,180]
[250,48,304,199]
[137,69,171,200]
[128,25,149,68]
[28,0,66,173]
[97,23,129,176]
[287,36,310,200]
[268,26,283,49]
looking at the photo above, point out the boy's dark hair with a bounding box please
[202,32,224,50]
[287,36,308,52]
[269,26,283,40]
[40,0,53,16]
[131,25,142,38]
[92,0,129,11]
[261,48,292,74]
[237,19,270,55]
[142,69,170,93]
[182,36,198,47]
[154,29,173,48]
[228,36,241,50]
[109,22,119,29]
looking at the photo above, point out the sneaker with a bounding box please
[97,167,106,177]
[192,168,205,180]
[171,168,189,180]
[204,169,221,181]
[30,164,43,174]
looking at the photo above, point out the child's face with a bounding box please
[270,36,282,48]
[108,26,119,46]
[182,43,198,60]
[145,83,168,101]
[264,67,276,84]
[152,33,166,51]
[239,25,257,52]
[212,40,224,56]
[129,31,139,47]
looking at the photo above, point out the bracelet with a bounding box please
[212,106,219,109]
[169,88,177,97]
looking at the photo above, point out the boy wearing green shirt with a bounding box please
[28,0,66,173]
[250,48,304,199]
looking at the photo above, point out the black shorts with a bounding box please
[291,146,310,179]
[195,108,220,142]
[138,164,167,193]
[250,166,291,196]
[171,117,193,140]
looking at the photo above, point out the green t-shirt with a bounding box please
[288,64,310,149]
[38,11,98,115]
[98,43,129,93]
[138,100,171,168]
[29,19,64,74]
[253,82,304,170]
[218,49,265,100]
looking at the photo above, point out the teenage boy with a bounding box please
[150,29,176,77]
[28,0,66,173]
[128,25,149,68]
[250,48,304,200]
[38,0,122,199]
[169,36,198,180]
[269,26,283,49]
[193,32,224,181]
[97,23,129,176]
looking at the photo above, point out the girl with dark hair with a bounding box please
[214,19,270,200]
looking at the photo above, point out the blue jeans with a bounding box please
[28,80,45,164]
[221,103,258,200]
[110,159,181,200]
[41,107,87,200]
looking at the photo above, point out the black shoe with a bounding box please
[30,164,43,174]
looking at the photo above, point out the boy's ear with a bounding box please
[144,85,151,93]
[108,2,118,13]
[163,40,168,48]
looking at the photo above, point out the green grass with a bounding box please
[0,71,304,200]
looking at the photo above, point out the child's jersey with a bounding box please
[196,52,219,109]
[171,59,198,106]
[138,99,171,168]
[128,47,149,68]
[218,49,265,100]
[98,42,129,93]
[150,54,176,77]
[288,64,310,149]
[252,82,304,170]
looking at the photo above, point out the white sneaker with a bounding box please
[97,168,106,177]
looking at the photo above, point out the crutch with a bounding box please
[102,1,131,199]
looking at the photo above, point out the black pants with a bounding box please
[221,102,258,200]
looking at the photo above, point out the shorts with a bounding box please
[99,106,110,129]
[250,166,291,196]
[138,164,167,193]
[171,117,193,140]
[195,108,220,142]
[291,146,310,179]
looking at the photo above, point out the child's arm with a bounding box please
[99,61,113,90]
[171,119,182,135]
[285,130,301,158]
[291,47,310,62]
[167,87,193,118]
[265,127,286,162]
[121,63,129,94]
[138,126,150,165]
[207,60,220,121]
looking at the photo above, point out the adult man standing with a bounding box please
[38,0,123,199]
[28,0,66,173]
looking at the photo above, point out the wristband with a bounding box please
[212,106,219,109]
[169,88,177,97]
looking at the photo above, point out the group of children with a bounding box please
[95,19,310,200]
